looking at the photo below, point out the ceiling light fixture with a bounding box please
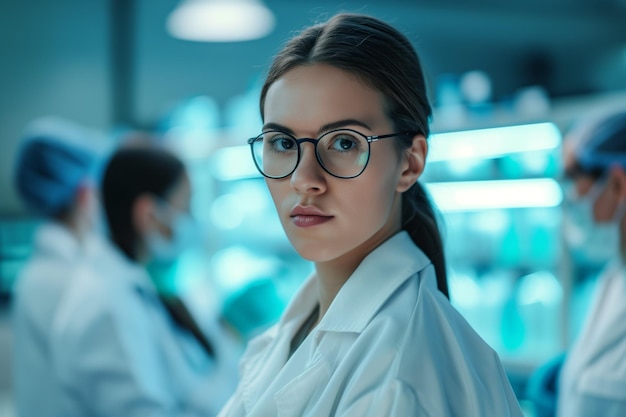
[167,0,275,42]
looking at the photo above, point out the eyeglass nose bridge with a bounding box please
[294,137,320,148]
[291,137,327,174]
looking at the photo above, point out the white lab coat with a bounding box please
[13,222,238,417]
[13,221,105,416]
[557,258,626,417]
[217,231,523,417]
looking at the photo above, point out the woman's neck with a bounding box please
[313,219,403,320]
[313,234,388,317]
[314,259,356,318]
[61,211,90,245]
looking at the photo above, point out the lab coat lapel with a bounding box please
[240,276,320,415]
[274,356,331,417]
[317,231,431,334]
[239,323,292,414]
[243,328,331,416]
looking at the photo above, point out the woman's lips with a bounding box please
[291,214,333,228]
[290,205,333,227]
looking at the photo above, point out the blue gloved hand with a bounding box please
[525,352,566,417]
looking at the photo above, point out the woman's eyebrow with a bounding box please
[262,122,294,134]
[318,119,372,134]
[262,119,372,136]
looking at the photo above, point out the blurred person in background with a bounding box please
[46,145,239,416]
[11,116,110,417]
[217,13,522,417]
[555,109,626,417]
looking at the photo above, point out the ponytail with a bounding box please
[402,182,448,298]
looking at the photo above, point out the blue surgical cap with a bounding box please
[14,118,103,217]
[572,110,626,174]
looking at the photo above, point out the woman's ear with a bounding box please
[396,134,427,192]
[74,183,91,208]
[73,183,95,217]
[610,165,626,201]
[132,193,156,236]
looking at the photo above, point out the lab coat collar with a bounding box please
[35,221,85,262]
[281,231,433,334]
[99,239,159,297]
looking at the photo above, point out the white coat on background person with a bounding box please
[11,117,110,417]
[13,224,108,416]
[42,144,238,417]
[558,260,626,417]
[49,235,239,417]
[557,109,626,417]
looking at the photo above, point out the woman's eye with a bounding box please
[267,135,296,152]
[330,135,359,152]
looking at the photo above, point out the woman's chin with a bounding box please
[290,241,338,263]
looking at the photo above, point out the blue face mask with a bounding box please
[564,182,624,265]
[146,203,202,264]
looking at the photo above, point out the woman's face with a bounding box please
[136,173,192,243]
[262,63,425,264]
[165,173,192,215]
[564,139,625,223]
[137,172,194,264]
[154,173,192,239]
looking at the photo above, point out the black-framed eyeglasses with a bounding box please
[247,128,412,179]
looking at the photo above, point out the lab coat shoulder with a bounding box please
[335,265,522,417]
[12,223,81,331]
[12,254,71,343]
[14,253,69,299]
[12,223,84,417]
[54,261,150,357]
[410,272,521,415]
[50,252,180,416]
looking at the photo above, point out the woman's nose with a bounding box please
[290,143,327,194]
